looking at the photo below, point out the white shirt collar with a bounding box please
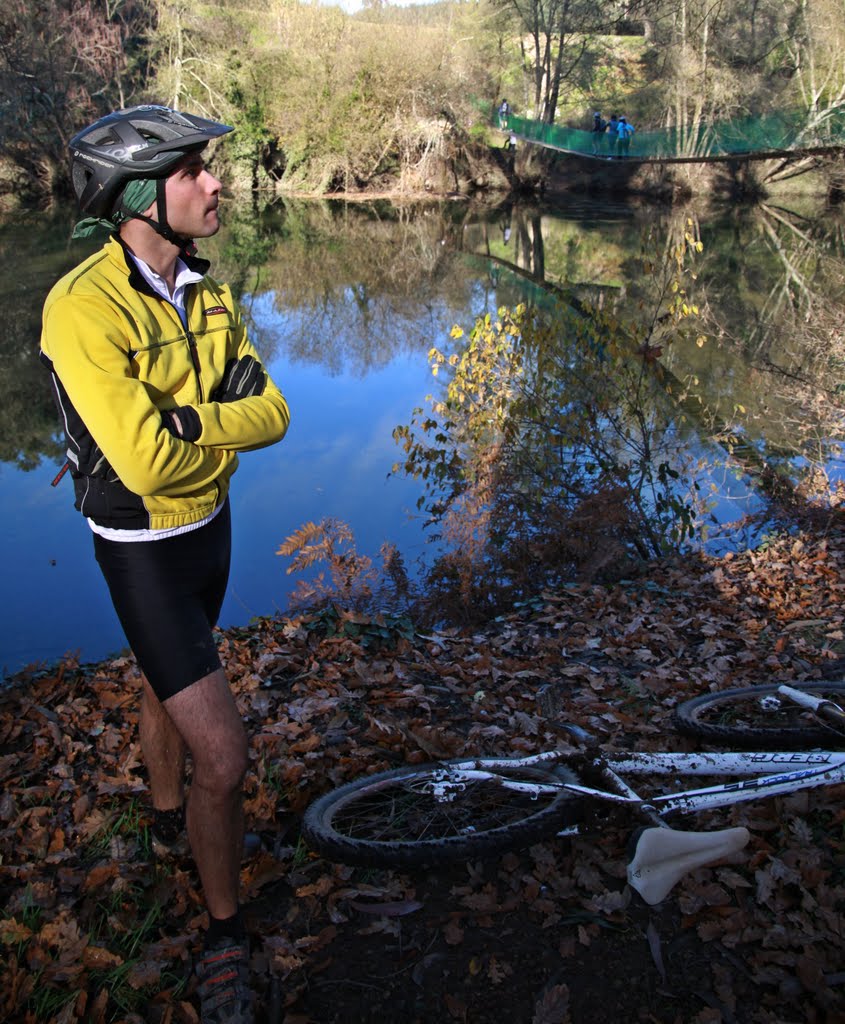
[129,252,204,308]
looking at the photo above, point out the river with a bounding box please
[2,192,843,676]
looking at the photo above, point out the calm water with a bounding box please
[2,193,843,675]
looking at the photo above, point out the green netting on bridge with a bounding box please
[496,108,845,160]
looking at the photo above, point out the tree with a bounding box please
[490,0,624,123]
[0,0,153,202]
[784,0,845,142]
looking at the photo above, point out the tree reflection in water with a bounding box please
[1,194,843,665]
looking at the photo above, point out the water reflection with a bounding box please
[1,194,842,672]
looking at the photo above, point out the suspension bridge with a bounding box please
[500,109,845,164]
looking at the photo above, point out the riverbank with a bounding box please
[2,522,844,1022]
[257,144,843,207]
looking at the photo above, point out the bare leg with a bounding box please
[139,674,188,811]
[163,668,247,920]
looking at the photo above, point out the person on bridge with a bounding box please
[617,116,635,157]
[607,114,619,157]
[498,98,510,129]
[591,111,607,155]
[40,104,291,1024]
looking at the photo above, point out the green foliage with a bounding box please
[86,797,150,860]
[144,0,504,194]
[3,0,840,201]
[300,603,416,649]
[0,212,85,470]
[224,56,274,187]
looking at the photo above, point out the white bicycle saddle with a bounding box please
[627,825,750,905]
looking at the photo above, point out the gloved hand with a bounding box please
[160,406,202,441]
[211,355,267,403]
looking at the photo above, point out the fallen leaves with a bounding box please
[1,529,845,1020]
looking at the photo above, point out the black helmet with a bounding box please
[70,105,233,219]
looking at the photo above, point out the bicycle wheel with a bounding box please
[673,682,845,747]
[301,759,584,869]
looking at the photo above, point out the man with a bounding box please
[591,111,607,155]
[498,98,510,129]
[40,105,290,1024]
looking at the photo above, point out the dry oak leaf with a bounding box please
[83,862,120,893]
[444,992,468,1021]
[126,959,166,989]
[38,911,87,953]
[241,853,289,897]
[0,918,33,945]
[83,945,124,970]
[262,934,306,977]
[532,982,571,1024]
[295,875,336,899]
[177,1001,200,1024]
[293,924,338,953]
[348,899,424,917]
[242,786,279,822]
[84,989,110,1024]
[488,955,513,984]
[289,733,322,755]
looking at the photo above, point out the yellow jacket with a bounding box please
[41,236,290,531]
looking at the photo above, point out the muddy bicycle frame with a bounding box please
[413,684,845,903]
[421,747,845,817]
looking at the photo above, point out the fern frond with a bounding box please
[286,540,333,574]
[277,521,325,557]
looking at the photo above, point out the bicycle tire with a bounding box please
[301,759,584,869]
[673,682,845,747]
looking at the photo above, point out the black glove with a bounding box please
[160,406,202,442]
[211,355,267,403]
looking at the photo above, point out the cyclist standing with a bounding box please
[40,105,290,1024]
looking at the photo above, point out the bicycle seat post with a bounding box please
[594,760,666,830]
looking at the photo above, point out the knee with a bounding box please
[193,732,249,795]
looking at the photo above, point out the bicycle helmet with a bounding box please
[70,105,233,242]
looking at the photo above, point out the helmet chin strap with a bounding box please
[130,178,194,251]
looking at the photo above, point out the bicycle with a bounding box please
[302,681,845,904]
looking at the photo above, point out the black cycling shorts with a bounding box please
[93,500,231,701]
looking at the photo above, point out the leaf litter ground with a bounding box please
[2,529,845,1023]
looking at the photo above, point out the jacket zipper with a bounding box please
[182,287,205,403]
[186,329,204,402]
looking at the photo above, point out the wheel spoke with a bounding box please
[303,761,584,867]
[674,683,845,747]
[328,772,570,844]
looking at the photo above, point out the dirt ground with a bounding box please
[246,844,790,1024]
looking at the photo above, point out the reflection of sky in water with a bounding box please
[225,347,434,625]
[246,275,487,375]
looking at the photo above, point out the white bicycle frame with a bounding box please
[416,685,845,903]
[419,747,845,814]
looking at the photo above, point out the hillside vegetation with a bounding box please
[1,0,843,201]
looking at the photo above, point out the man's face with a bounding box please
[163,152,223,239]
